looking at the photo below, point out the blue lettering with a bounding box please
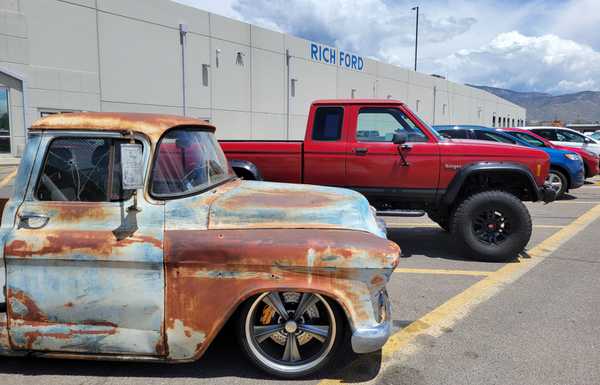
[344,53,351,67]
[311,43,318,61]
[330,49,336,64]
[351,55,357,69]
[323,47,330,63]
[357,57,364,70]
[339,51,344,66]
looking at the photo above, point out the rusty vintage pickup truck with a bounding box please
[0,112,399,378]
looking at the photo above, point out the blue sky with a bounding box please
[173,0,600,95]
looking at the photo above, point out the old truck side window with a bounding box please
[312,107,343,141]
[35,138,140,202]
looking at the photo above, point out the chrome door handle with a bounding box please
[18,213,49,229]
[354,147,368,155]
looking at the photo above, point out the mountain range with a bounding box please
[469,85,600,124]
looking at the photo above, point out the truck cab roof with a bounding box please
[312,99,404,105]
[29,112,215,143]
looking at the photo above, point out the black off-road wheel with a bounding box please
[450,190,532,262]
[237,291,345,379]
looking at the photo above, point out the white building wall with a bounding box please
[0,0,526,158]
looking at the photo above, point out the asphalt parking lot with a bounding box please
[1,178,599,385]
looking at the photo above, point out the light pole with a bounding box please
[412,6,419,72]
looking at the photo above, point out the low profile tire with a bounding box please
[546,169,567,199]
[450,190,532,262]
[427,211,450,232]
[237,291,345,379]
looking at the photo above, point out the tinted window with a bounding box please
[439,129,469,139]
[312,107,343,141]
[555,129,585,143]
[36,138,138,202]
[357,107,428,142]
[531,129,557,141]
[508,132,545,147]
[474,131,516,144]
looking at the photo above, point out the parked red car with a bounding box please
[501,127,599,179]
[222,99,555,262]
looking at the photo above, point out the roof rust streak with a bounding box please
[29,112,215,142]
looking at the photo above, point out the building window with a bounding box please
[0,87,11,153]
[492,116,496,127]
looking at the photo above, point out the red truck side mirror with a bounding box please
[392,132,408,145]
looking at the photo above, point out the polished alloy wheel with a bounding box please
[546,172,563,194]
[244,292,336,375]
[472,208,511,245]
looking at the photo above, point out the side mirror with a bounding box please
[120,143,144,190]
[392,132,408,145]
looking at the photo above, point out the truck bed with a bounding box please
[220,141,304,183]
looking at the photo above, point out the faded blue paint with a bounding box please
[3,131,166,356]
[208,181,386,238]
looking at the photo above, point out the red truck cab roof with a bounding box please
[312,99,404,105]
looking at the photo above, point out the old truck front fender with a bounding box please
[163,228,400,361]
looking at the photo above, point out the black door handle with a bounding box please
[354,147,368,155]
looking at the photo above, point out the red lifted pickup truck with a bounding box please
[222,99,556,262]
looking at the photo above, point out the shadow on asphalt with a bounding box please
[386,227,471,261]
[0,324,383,383]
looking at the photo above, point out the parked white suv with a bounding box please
[520,126,600,156]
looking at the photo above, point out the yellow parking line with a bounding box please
[553,201,600,204]
[386,223,564,229]
[395,268,491,277]
[0,169,17,189]
[319,202,600,385]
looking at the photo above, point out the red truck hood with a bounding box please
[206,180,387,237]
[441,139,551,186]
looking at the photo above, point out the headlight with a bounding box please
[564,153,581,161]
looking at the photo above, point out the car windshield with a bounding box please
[151,127,234,197]
[592,132,600,141]
[507,131,545,147]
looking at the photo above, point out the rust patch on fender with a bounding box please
[163,228,399,360]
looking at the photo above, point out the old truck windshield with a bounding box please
[151,128,234,197]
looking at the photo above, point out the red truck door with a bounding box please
[345,105,440,202]
[302,105,348,186]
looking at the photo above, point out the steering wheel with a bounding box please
[180,166,208,190]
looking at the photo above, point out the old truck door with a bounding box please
[3,132,166,356]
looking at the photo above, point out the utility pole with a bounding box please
[179,24,188,116]
[412,6,419,72]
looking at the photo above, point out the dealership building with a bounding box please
[0,0,526,175]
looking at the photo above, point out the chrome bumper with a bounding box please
[351,291,392,354]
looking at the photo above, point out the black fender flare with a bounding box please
[442,162,541,205]
[229,159,263,181]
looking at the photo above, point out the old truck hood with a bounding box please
[208,181,385,237]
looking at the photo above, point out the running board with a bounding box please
[30,351,166,363]
[377,210,425,217]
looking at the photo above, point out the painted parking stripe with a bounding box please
[319,202,600,385]
[385,222,564,229]
[394,268,491,277]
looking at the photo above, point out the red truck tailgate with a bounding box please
[221,141,303,183]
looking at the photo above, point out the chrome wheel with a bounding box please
[546,172,563,193]
[244,292,337,375]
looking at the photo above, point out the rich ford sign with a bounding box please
[310,42,364,71]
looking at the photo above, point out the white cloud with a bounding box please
[437,31,600,94]
[171,0,600,94]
